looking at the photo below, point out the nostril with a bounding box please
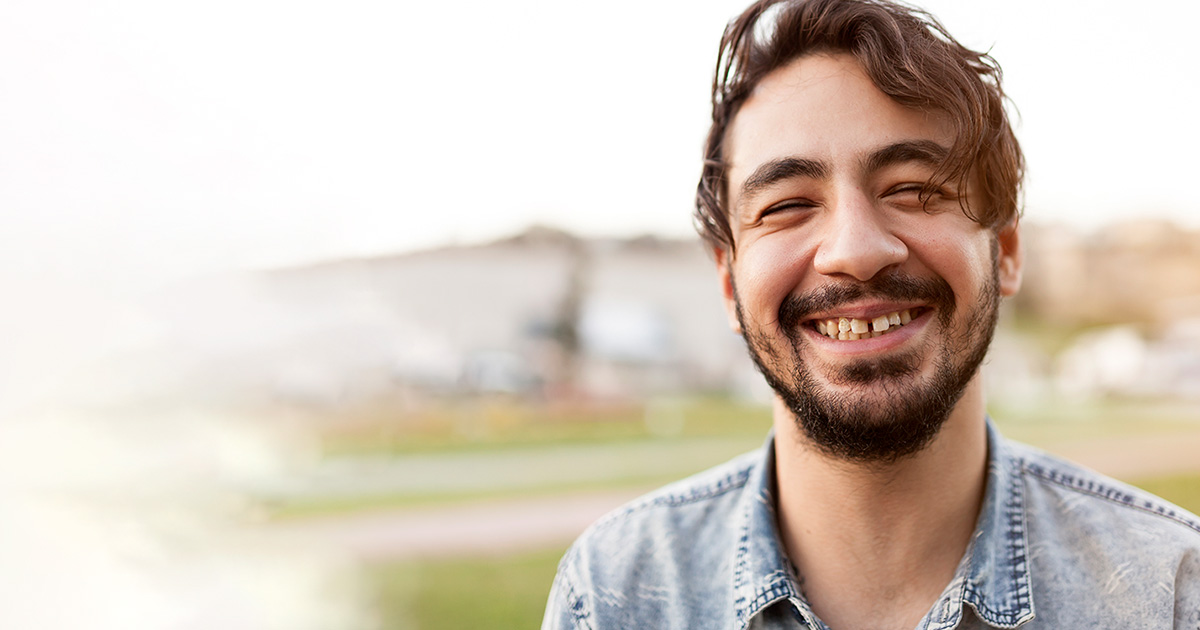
[813,229,908,281]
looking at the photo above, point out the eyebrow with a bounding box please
[861,140,950,173]
[736,156,829,208]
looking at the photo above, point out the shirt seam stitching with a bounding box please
[957,441,1036,628]
[559,570,594,630]
[1021,461,1200,536]
[584,462,756,535]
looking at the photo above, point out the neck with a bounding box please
[771,377,989,630]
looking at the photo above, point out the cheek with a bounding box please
[734,235,814,319]
[917,228,995,297]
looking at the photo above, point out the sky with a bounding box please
[1,0,1198,296]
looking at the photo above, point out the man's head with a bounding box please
[698,0,1024,463]
[696,0,1023,251]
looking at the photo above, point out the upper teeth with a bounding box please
[815,309,915,340]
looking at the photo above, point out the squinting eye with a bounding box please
[885,184,925,197]
[761,199,817,217]
[883,184,944,209]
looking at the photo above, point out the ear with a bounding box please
[996,221,1022,297]
[713,246,742,334]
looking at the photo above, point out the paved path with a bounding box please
[272,430,1200,561]
[262,436,762,499]
[273,488,651,560]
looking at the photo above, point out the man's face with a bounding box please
[716,53,1022,462]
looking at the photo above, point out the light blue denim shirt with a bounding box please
[543,421,1200,629]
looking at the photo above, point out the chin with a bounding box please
[781,360,966,462]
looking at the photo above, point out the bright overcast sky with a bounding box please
[2,0,1198,294]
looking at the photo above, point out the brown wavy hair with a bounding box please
[694,0,1023,253]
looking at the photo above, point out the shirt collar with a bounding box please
[730,420,1036,629]
[951,419,1036,628]
[730,431,807,628]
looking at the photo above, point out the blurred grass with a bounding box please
[318,395,772,456]
[989,397,1200,445]
[264,395,1200,521]
[320,394,1199,458]
[369,547,566,630]
[1133,474,1200,515]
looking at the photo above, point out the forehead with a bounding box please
[725,53,953,191]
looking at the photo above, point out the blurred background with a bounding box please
[2,0,1199,627]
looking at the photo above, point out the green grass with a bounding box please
[369,547,566,630]
[319,395,772,457]
[989,397,1200,447]
[1131,473,1200,515]
[1003,315,1103,357]
[324,394,1198,459]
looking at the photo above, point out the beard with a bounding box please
[735,256,1000,464]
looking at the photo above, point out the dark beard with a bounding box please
[735,261,1000,464]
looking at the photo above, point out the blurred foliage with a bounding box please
[369,547,566,630]
[990,397,1200,445]
[321,394,1200,457]
[1004,313,1101,357]
[318,395,773,456]
[1133,474,1200,516]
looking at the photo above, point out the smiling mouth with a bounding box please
[810,308,928,341]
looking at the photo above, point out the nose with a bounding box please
[812,190,908,281]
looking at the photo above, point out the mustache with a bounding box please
[779,272,956,333]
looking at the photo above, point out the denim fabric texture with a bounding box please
[543,421,1200,629]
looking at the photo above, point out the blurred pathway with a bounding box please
[261,435,763,500]
[272,487,650,560]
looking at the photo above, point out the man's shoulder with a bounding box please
[996,437,1200,624]
[543,447,766,630]
[1005,437,1200,541]
[572,446,762,553]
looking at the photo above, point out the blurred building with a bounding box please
[1019,219,1200,327]
[89,220,1200,417]
[117,227,750,414]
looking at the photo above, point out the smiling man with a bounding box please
[542,1,1200,628]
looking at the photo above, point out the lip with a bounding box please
[800,300,929,324]
[802,307,934,356]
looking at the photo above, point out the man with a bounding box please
[543,0,1200,627]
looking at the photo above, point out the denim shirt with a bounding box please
[543,421,1200,629]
